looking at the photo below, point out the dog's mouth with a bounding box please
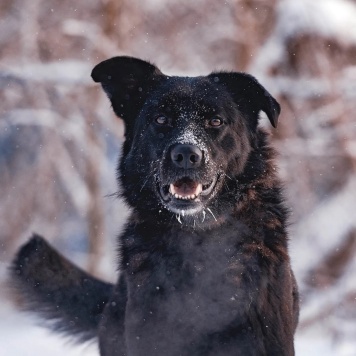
[159,176,218,205]
[169,178,202,200]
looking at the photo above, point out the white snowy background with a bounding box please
[1,0,356,355]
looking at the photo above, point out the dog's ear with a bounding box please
[208,72,280,129]
[92,56,163,122]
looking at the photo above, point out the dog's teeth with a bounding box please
[171,186,201,200]
[197,184,203,195]
[173,194,198,200]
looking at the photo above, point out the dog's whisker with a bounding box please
[206,207,217,222]
[105,191,120,199]
[140,170,157,192]
[223,181,231,192]
[201,210,206,223]
[140,177,151,192]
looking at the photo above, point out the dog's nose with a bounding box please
[170,144,203,169]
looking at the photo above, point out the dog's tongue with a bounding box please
[170,178,202,198]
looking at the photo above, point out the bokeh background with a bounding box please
[1,0,356,355]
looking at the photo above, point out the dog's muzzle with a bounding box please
[156,143,219,215]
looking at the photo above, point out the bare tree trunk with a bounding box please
[85,116,105,276]
[102,0,122,39]
[233,0,278,71]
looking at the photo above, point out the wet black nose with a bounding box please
[170,144,203,169]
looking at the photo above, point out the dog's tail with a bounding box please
[9,234,114,342]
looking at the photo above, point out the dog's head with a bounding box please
[92,56,280,224]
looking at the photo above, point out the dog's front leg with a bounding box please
[99,275,128,356]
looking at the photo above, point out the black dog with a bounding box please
[11,56,299,355]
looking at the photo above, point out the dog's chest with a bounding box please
[125,226,251,296]
[123,226,258,354]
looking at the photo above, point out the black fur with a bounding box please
[11,56,299,355]
[10,234,112,341]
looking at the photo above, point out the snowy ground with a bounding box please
[295,333,356,356]
[0,300,99,356]
[0,299,355,356]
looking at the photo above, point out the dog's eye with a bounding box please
[208,117,224,127]
[155,116,168,125]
